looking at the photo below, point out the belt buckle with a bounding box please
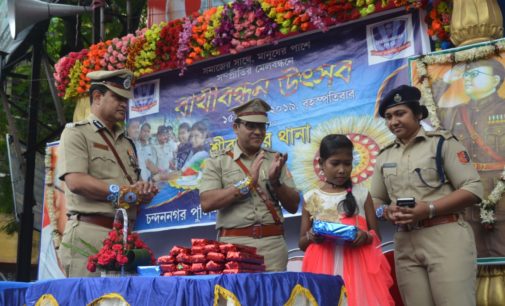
[251,224,262,239]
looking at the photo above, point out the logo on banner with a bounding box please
[130,79,160,118]
[366,15,415,65]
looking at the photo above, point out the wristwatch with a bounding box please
[123,191,138,205]
[234,177,252,195]
[375,204,388,220]
[107,184,120,201]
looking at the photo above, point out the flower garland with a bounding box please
[54,0,439,99]
[413,38,505,225]
[44,147,62,249]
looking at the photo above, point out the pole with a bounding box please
[15,27,44,282]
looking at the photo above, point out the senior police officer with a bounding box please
[370,85,483,306]
[57,69,158,277]
[199,98,300,271]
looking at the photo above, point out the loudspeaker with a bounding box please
[8,0,91,39]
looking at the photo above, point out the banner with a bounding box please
[128,10,429,232]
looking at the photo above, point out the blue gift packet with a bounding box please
[137,265,161,276]
[312,220,357,241]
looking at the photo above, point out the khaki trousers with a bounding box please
[395,219,477,306]
[219,235,288,272]
[58,219,110,277]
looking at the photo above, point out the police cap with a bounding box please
[87,69,134,99]
[378,85,428,119]
[229,98,272,123]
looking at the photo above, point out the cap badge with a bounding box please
[123,76,132,90]
[393,93,402,103]
[252,103,262,111]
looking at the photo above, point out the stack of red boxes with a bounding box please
[157,239,265,276]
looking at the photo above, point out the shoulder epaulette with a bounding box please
[65,120,89,128]
[379,141,396,154]
[425,129,455,140]
[261,147,278,154]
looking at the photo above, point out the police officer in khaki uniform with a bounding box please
[370,85,483,306]
[439,59,505,257]
[199,98,300,271]
[58,69,158,277]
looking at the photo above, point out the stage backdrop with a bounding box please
[128,9,430,233]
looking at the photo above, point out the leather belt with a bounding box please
[419,214,459,228]
[398,214,459,232]
[68,214,114,229]
[220,224,284,239]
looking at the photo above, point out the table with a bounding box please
[19,272,345,306]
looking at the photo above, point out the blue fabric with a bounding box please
[23,272,344,306]
[0,281,31,306]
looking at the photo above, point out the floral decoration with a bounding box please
[424,0,452,50]
[53,49,88,98]
[53,0,450,99]
[413,38,505,226]
[86,221,155,272]
[155,20,183,70]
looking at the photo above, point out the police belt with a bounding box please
[219,224,283,239]
[397,214,459,232]
[67,213,115,229]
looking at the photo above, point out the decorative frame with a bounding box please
[410,38,505,225]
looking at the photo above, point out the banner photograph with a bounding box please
[124,10,428,232]
[410,38,505,258]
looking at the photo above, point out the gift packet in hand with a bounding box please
[312,220,357,242]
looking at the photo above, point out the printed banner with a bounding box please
[127,10,429,232]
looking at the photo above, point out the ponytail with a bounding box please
[338,180,357,217]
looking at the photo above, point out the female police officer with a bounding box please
[370,85,483,306]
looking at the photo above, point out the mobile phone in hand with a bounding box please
[397,197,416,208]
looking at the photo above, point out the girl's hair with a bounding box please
[319,134,358,217]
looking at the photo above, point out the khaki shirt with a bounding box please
[199,143,296,229]
[370,128,483,205]
[57,114,139,218]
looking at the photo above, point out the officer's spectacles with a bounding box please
[463,69,494,79]
[237,120,269,131]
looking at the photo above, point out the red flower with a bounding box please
[87,222,154,272]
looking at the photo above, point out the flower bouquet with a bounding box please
[86,209,155,275]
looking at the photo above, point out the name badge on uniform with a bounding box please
[382,163,397,168]
[93,142,109,151]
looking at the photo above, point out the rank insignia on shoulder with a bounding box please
[92,120,105,130]
[457,151,470,164]
[66,120,88,128]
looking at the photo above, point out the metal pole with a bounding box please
[100,6,105,41]
[92,4,101,43]
[126,0,132,34]
[16,29,44,282]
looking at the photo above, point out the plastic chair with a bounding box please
[378,241,404,306]
[287,248,304,272]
